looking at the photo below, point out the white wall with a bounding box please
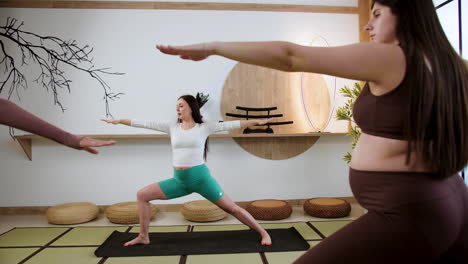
[460,0,467,182]
[0,3,358,206]
[436,0,460,54]
[463,0,467,59]
[436,0,468,182]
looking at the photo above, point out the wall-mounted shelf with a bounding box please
[14,132,347,161]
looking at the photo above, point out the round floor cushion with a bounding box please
[106,201,157,224]
[181,200,227,222]
[47,202,99,225]
[246,199,292,220]
[303,198,351,218]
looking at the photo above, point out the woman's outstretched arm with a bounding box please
[101,119,131,126]
[239,118,273,128]
[157,41,405,86]
[0,98,116,154]
[101,119,170,133]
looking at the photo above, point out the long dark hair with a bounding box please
[373,0,468,177]
[178,95,209,161]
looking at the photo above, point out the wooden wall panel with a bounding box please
[221,63,332,159]
[0,1,360,13]
[221,63,331,135]
[358,0,372,42]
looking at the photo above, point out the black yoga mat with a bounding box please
[95,227,310,257]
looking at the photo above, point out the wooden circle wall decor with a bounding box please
[221,63,331,160]
[301,72,331,131]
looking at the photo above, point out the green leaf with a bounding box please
[335,82,363,163]
[353,82,363,98]
[335,106,351,121]
[343,152,352,164]
[339,85,354,98]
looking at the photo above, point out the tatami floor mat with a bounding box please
[310,221,352,237]
[260,222,321,240]
[23,247,98,264]
[51,227,128,246]
[265,241,320,264]
[0,220,354,264]
[0,227,68,247]
[186,253,263,264]
[0,248,39,264]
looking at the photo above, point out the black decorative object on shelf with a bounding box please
[226,106,293,134]
[196,92,209,108]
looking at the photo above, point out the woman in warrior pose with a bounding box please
[102,94,273,246]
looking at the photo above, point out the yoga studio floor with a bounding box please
[0,203,364,264]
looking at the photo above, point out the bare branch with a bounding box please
[0,17,124,116]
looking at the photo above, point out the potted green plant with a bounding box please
[335,82,363,164]
[196,92,209,108]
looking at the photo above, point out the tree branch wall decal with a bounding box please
[0,17,124,118]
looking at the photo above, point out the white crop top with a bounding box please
[131,120,241,167]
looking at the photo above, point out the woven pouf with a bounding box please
[181,200,227,222]
[47,202,99,225]
[246,199,292,220]
[303,198,351,218]
[106,201,157,224]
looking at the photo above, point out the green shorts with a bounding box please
[158,164,224,202]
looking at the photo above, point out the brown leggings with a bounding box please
[294,169,468,264]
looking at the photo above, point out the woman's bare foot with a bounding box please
[261,232,272,246]
[123,236,150,246]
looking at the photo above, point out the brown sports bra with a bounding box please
[352,82,408,140]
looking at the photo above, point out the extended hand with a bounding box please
[258,118,274,125]
[156,43,210,61]
[101,119,120,125]
[79,137,116,154]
